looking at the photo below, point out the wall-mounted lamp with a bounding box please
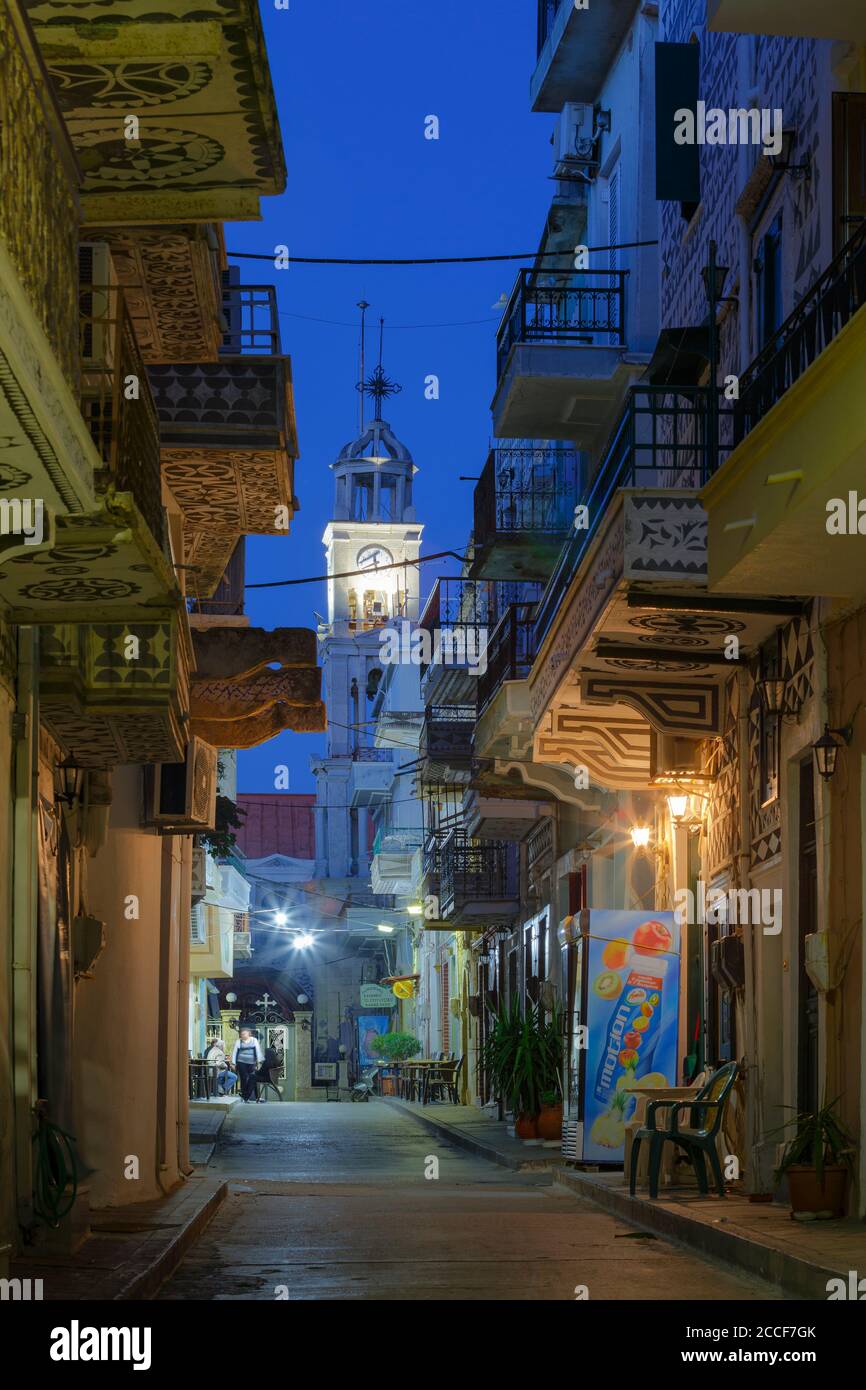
[406,903,424,916]
[769,130,811,179]
[630,825,651,849]
[757,676,802,721]
[667,795,689,823]
[812,723,854,781]
[377,923,395,934]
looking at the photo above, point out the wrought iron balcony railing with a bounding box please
[527,817,554,877]
[221,278,281,355]
[421,704,475,762]
[734,219,866,440]
[439,831,517,919]
[476,602,539,717]
[352,747,393,762]
[533,385,733,647]
[372,826,424,855]
[496,268,627,380]
[473,443,581,552]
[79,284,166,553]
[0,0,80,393]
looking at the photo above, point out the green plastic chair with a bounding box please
[629,1061,738,1200]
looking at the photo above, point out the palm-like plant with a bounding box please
[771,1097,857,1185]
[482,997,563,1115]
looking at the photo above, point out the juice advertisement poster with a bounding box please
[582,910,680,1164]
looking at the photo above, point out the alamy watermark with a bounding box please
[0,498,45,546]
[674,881,782,935]
[674,103,783,157]
[379,619,487,675]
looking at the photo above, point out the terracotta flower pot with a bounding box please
[786,1164,848,1218]
[536,1102,563,1142]
[515,1112,539,1141]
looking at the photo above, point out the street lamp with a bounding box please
[273,911,288,927]
[377,923,395,934]
[293,932,315,949]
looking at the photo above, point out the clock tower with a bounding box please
[311,373,423,883]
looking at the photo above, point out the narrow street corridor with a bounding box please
[159,1103,782,1301]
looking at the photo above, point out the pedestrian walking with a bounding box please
[231,1028,264,1102]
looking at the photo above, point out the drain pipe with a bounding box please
[11,628,38,1232]
[736,667,761,1192]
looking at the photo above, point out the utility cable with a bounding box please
[226,239,658,267]
[245,548,469,590]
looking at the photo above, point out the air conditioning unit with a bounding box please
[554,102,598,179]
[190,901,208,945]
[191,844,219,899]
[145,737,218,833]
[650,733,710,784]
[79,241,118,369]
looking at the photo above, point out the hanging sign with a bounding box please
[360,984,395,1009]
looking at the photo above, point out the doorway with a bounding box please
[797,760,819,1115]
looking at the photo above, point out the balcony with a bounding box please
[2,282,181,624]
[189,623,325,746]
[493,269,637,447]
[370,826,423,897]
[476,603,538,719]
[463,790,551,842]
[438,832,519,927]
[470,444,582,581]
[419,705,475,782]
[0,0,102,532]
[190,905,234,980]
[533,385,729,650]
[532,0,639,111]
[149,351,298,599]
[702,221,866,600]
[707,0,866,39]
[419,577,494,706]
[350,749,395,807]
[39,610,192,766]
[25,0,286,226]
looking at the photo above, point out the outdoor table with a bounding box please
[188,1058,219,1100]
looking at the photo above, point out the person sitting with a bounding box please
[206,1038,237,1096]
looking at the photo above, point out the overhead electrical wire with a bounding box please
[245,548,473,590]
[226,239,659,267]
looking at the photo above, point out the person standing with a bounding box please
[232,1028,264,1102]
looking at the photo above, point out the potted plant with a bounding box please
[772,1098,856,1219]
[481,997,537,1136]
[375,1032,423,1063]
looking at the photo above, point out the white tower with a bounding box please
[311,360,423,883]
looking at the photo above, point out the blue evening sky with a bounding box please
[237,0,553,793]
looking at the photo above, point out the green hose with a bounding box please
[32,1113,78,1227]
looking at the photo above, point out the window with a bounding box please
[352,474,374,520]
[379,473,398,520]
[755,215,783,350]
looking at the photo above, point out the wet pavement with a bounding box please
[158,1101,784,1300]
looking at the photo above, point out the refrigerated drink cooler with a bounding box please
[560,909,680,1166]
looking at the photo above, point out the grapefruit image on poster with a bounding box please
[582,910,680,1163]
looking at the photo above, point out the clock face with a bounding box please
[356,544,393,572]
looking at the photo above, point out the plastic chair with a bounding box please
[629,1062,738,1200]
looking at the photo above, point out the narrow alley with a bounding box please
[158,1103,781,1302]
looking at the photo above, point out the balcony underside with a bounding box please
[701,303,866,600]
[441,896,519,927]
[470,532,568,582]
[707,0,866,38]
[534,694,653,792]
[350,763,396,806]
[421,665,479,708]
[39,613,190,766]
[92,225,223,362]
[188,621,325,746]
[152,355,298,597]
[0,494,178,624]
[531,0,639,110]
[25,0,285,225]
[492,344,644,447]
[463,790,551,841]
